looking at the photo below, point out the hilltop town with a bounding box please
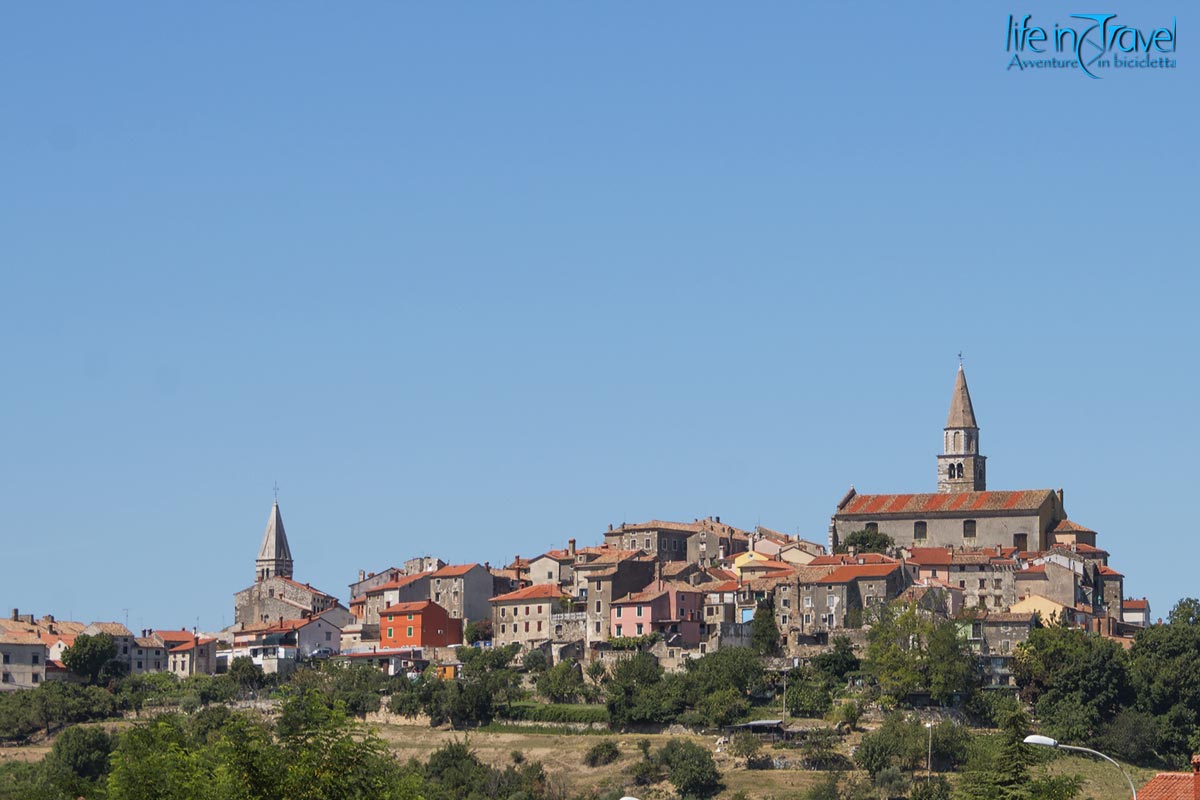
[2,366,1149,691]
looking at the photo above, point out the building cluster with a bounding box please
[3,367,1152,693]
[0,612,216,690]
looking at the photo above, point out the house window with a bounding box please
[804,596,813,608]
[387,628,393,638]
[865,523,878,534]
[993,580,1002,590]
[525,606,530,616]
[408,613,414,620]
[636,624,644,635]
[914,521,927,540]
[782,599,790,608]
[388,615,394,622]
[804,613,812,624]
[136,661,143,669]
[595,601,601,613]
[615,625,622,636]
[645,538,651,549]
[594,622,601,633]
[325,632,332,641]
[32,673,39,683]
[978,579,986,589]
[407,627,414,637]
[963,520,977,538]
[636,606,643,617]
[1013,533,1028,551]
[524,622,530,632]
[959,580,966,588]
[547,571,553,579]
[781,615,789,625]
[500,624,506,634]
[537,605,542,614]
[826,593,835,606]
[537,621,542,632]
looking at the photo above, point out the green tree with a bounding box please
[522,648,548,674]
[658,739,722,798]
[463,618,492,645]
[227,656,265,693]
[835,528,894,555]
[536,660,585,703]
[42,724,114,798]
[62,633,117,684]
[751,599,781,656]
[812,636,861,684]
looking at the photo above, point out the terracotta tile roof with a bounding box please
[169,637,216,653]
[430,564,481,578]
[755,526,792,542]
[88,622,134,637]
[490,584,570,603]
[134,637,164,648]
[154,630,196,644]
[838,489,1056,517]
[809,553,898,566]
[1138,772,1195,800]
[1017,565,1046,575]
[1098,565,1124,577]
[1125,598,1150,610]
[705,580,740,593]
[1053,519,1094,533]
[39,633,76,648]
[613,588,669,604]
[0,632,43,645]
[818,563,903,583]
[574,549,648,566]
[384,600,437,615]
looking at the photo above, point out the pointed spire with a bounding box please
[256,500,294,581]
[946,364,978,429]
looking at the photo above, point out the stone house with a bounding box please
[130,636,167,674]
[573,550,657,645]
[962,611,1037,687]
[169,637,218,678]
[362,573,432,625]
[82,622,136,669]
[491,584,570,651]
[428,564,492,624]
[0,633,47,690]
[907,546,1020,611]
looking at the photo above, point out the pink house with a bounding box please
[610,581,704,646]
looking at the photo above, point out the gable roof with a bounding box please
[430,564,481,579]
[1139,766,1198,800]
[809,553,898,566]
[169,637,216,653]
[837,489,1056,518]
[490,584,569,603]
[382,600,439,615]
[818,563,903,584]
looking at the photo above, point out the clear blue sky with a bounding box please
[1,3,1193,632]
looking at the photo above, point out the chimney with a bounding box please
[1057,488,1065,505]
[608,523,613,532]
[358,570,366,582]
[10,608,17,622]
[715,516,720,524]
[656,560,663,589]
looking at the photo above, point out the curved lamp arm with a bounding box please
[1023,735,1137,800]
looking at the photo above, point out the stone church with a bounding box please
[232,501,349,628]
[830,366,1090,554]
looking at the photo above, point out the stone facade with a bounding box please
[0,634,47,690]
[234,576,340,627]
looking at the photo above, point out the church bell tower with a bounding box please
[937,364,986,493]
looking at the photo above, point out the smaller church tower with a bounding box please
[255,500,294,582]
[937,365,987,493]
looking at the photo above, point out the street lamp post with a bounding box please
[925,721,934,777]
[1023,734,1137,800]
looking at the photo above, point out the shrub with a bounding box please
[584,739,620,767]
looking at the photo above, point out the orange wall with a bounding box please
[380,604,462,649]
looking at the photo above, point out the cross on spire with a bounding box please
[273,481,279,502]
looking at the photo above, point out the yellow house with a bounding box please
[730,550,770,579]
